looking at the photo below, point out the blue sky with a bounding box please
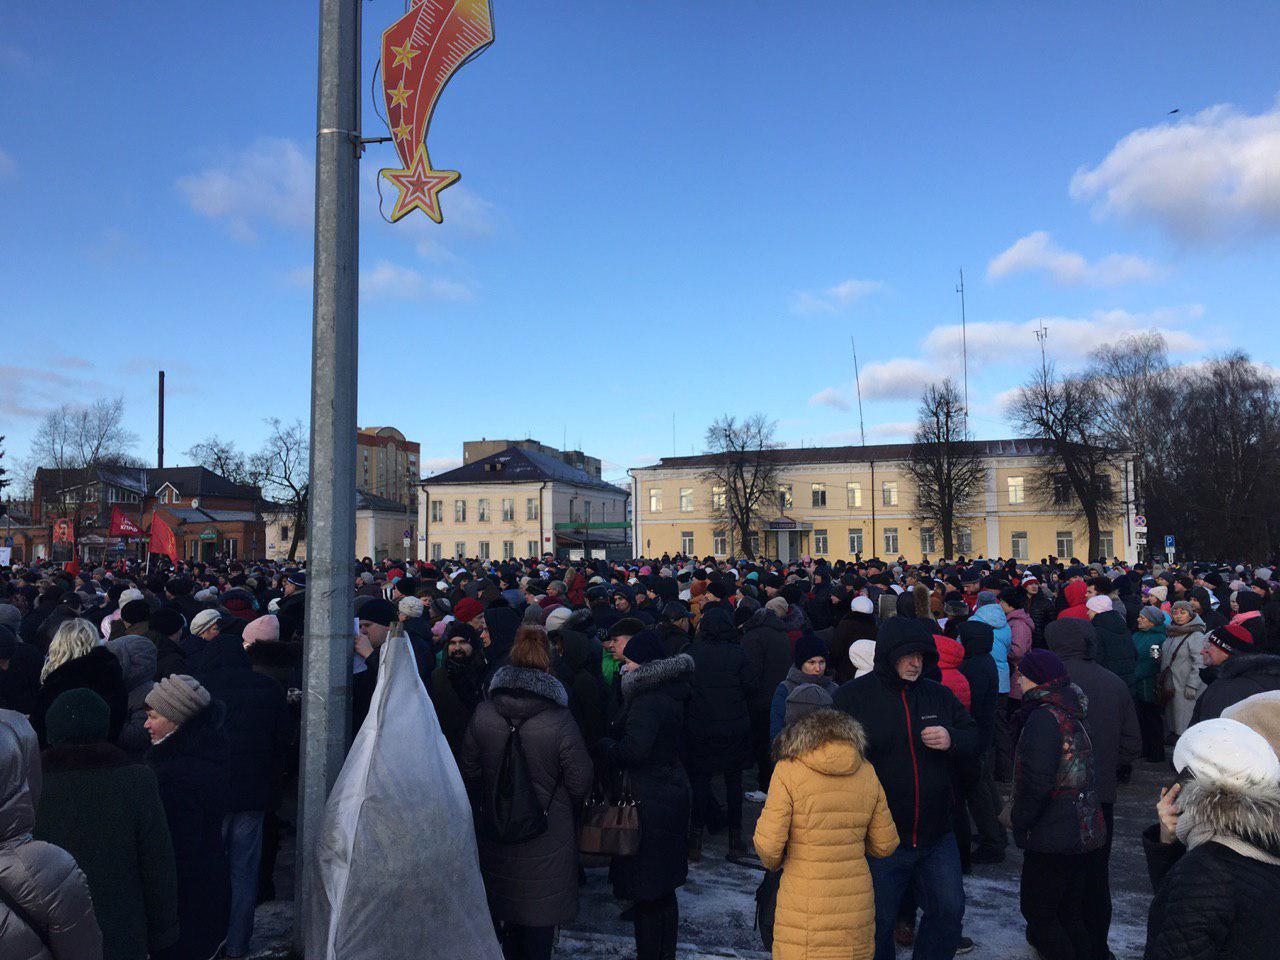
[3,1,1279,486]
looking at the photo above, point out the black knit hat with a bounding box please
[150,607,185,637]
[121,598,150,624]
[359,598,397,626]
[793,633,830,668]
[622,629,664,665]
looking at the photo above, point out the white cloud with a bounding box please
[987,231,1158,286]
[859,358,945,400]
[808,386,852,412]
[1070,99,1280,242]
[867,421,917,441]
[360,261,474,301]
[791,278,884,315]
[177,138,313,242]
[0,361,108,419]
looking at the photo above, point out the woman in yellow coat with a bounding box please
[753,708,899,960]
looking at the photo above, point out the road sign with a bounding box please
[2,536,12,548]
[1134,514,1147,529]
[1135,532,1147,544]
[1164,535,1176,549]
[403,528,412,539]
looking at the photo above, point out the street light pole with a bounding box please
[296,0,360,951]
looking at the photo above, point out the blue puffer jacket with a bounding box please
[972,602,1013,694]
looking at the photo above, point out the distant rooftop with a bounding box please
[425,446,625,495]
[636,438,1058,471]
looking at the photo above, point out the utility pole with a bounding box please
[955,270,969,416]
[157,371,165,468]
[850,336,866,447]
[296,0,360,951]
[1035,320,1049,379]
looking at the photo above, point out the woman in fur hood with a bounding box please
[1143,715,1280,960]
[753,708,899,960]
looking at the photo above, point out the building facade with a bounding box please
[418,445,629,562]
[357,426,420,510]
[630,439,1139,564]
[262,490,415,564]
[462,438,602,479]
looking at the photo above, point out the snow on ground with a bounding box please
[251,759,1170,958]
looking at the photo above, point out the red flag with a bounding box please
[149,514,180,564]
[110,507,142,538]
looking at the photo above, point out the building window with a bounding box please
[1052,474,1071,505]
[921,527,937,554]
[1008,476,1025,505]
[679,488,693,512]
[454,500,466,523]
[430,500,443,522]
[479,541,490,560]
[1098,530,1115,561]
[430,542,442,561]
[846,482,862,509]
[649,488,663,512]
[811,483,827,508]
[848,527,863,555]
[680,531,695,554]
[502,540,514,560]
[501,498,514,521]
[778,484,793,510]
[527,539,540,558]
[526,497,539,521]
[883,526,899,554]
[280,525,290,542]
[1056,530,1074,558]
[454,541,466,559]
[1011,530,1029,561]
[713,531,727,555]
[749,534,760,556]
[813,529,828,554]
[882,481,898,507]
[224,538,238,559]
[712,486,726,511]
[478,499,490,522]
[956,526,973,554]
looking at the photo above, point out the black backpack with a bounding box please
[484,718,561,844]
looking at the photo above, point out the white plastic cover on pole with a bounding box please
[309,632,503,960]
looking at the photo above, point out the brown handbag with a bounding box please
[578,774,641,857]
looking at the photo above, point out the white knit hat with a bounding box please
[544,606,573,633]
[851,595,875,615]
[1173,718,1280,789]
[1085,595,1112,614]
[398,596,425,619]
[119,588,145,606]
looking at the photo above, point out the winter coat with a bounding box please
[146,705,229,960]
[1057,581,1090,621]
[459,667,592,927]
[274,589,305,646]
[1090,609,1138,693]
[1143,776,1280,960]
[0,723,102,960]
[427,646,488,761]
[832,619,978,850]
[1045,618,1141,805]
[0,635,42,716]
[35,741,179,960]
[1010,679,1106,854]
[830,614,876,685]
[551,627,609,753]
[1192,654,1280,723]
[931,635,971,709]
[191,635,290,813]
[684,609,755,773]
[32,649,128,748]
[1133,618,1167,703]
[957,621,998,754]
[770,668,840,740]
[1162,616,1208,736]
[655,622,691,659]
[606,653,693,902]
[1026,588,1056,647]
[104,637,156,759]
[741,609,793,712]
[971,602,1013,693]
[1005,607,1034,676]
[753,710,899,960]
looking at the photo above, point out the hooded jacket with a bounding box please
[740,608,792,712]
[1143,776,1280,960]
[832,618,977,849]
[971,601,1013,693]
[1089,607,1138,693]
[105,636,156,759]
[770,667,840,740]
[0,723,102,960]
[684,608,755,771]
[1192,654,1280,724]
[1057,580,1090,621]
[831,613,877,685]
[957,621,998,753]
[1045,618,1141,805]
[932,635,971,710]
[551,623,609,753]
[753,710,898,960]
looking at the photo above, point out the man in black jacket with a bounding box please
[834,616,977,960]
[739,604,791,799]
[956,619,1006,865]
[1192,623,1280,722]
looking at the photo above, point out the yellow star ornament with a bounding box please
[390,42,419,69]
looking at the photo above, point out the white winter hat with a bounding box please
[190,609,222,637]
[544,606,573,633]
[1085,595,1113,614]
[849,639,876,678]
[119,588,145,606]
[851,596,875,615]
[1173,718,1280,790]
[398,596,425,619]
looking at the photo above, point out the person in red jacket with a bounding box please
[1057,581,1090,621]
[933,634,972,710]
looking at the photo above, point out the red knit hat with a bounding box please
[453,597,484,624]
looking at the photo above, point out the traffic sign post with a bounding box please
[1165,534,1176,562]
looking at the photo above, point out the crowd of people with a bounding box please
[1,549,1279,960]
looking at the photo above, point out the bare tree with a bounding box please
[1008,364,1120,561]
[701,414,782,560]
[905,379,984,558]
[254,418,309,560]
[29,398,139,520]
[185,435,265,488]
[0,436,8,498]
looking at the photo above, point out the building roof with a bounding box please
[356,489,410,513]
[149,466,261,501]
[163,506,259,525]
[425,446,626,495]
[635,438,1059,471]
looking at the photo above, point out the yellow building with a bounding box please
[629,440,1138,564]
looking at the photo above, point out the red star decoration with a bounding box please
[382,147,459,223]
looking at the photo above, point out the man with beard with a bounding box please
[428,623,487,761]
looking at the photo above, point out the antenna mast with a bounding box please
[850,335,866,446]
[956,269,969,415]
[1035,320,1049,379]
